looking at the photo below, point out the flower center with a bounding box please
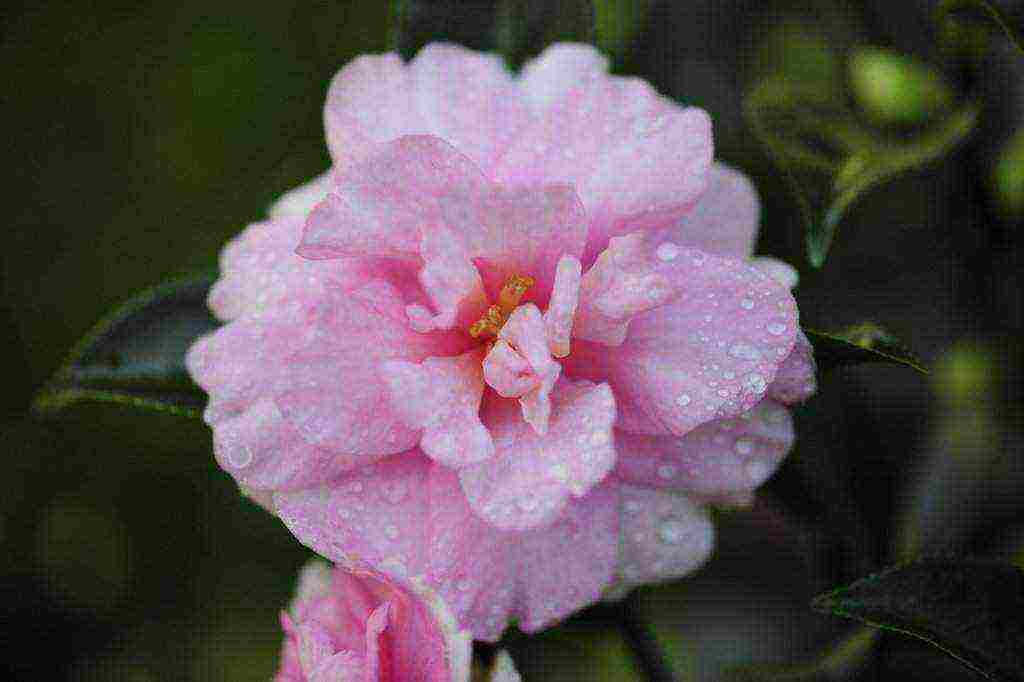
[468,274,534,338]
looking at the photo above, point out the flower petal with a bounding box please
[562,244,799,436]
[269,171,334,219]
[482,304,561,433]
[666,163,760,258]
[274,455,516,642]
[437,184,587,305]
[323,45,527,172]
[612,486,714,593]
[299,136,490,261]
[767,329,817,404]
[544,255,583,358]
[613,399,795,494]
[494,75,713,266]
[380,350,494,468]
[517,43,609,109]
[458,381,616,531]
[751,256,800,290]
[513,481,619,632]
[413,225,489,331]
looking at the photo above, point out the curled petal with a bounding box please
[414,226,489,331]
[458,381,616,531]
[380,350,494,468]
[767,329,817,404]
[518,43,609,109]
[668,163,760,258]
[544,255,583,357]
[614,399,795,495]
[269,171,335,219]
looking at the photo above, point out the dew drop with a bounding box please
[729,343,762,361]
[657,464,677,480]
[675,393,692,407]
[228,446,253,469]
[657,517,689,545]
[656,241,679,261]
[740,298,755,310]
[384,524,399,540]
[767,322,787,336]
[624,500,642,513]
[734,437,755,455]
[745,373,767,393]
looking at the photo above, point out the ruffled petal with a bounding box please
[482,304,561,433]
[412,226,489,331]
[494,73,713,266]
[767,329,817,404]
[613,399,795,494]
[323,45,527,172]
[380,350,494,468]
[274,455,516,643]
[612,486,714,593]
[438,184,587,305]
[751,256,799,290]
[562,242,799,436]
[299,136,490,261]
[458,381,616,531]
[513,481,619,632]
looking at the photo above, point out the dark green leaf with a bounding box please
[495,0,595,70]
[803,323,928,375]
[33,273,219,420]
[745,75,979,267]
[812,560,1024,682]
[937,1,1024,54]
[389,0,504,59]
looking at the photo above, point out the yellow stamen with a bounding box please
[497,275,535,319]
[468,274,535,338]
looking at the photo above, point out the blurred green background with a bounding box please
[3,1,1024,680]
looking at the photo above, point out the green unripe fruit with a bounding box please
[992,128,1024,218]
[848,48,954,126]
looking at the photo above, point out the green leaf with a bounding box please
[745,74,980,267]
[803,323,928,375]
[812,560,1024,682]
[495,0,595,70]
[389,0,504,59]
[937,1,1024,55]
[33,273,219,420]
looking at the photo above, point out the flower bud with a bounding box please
[992,127,1024,218]
[848,48,954,126]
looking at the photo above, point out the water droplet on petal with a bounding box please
[657,517,689,545]
[675,393,692,407]
[384,524,399,540]
[767,322,787,336]
[745,373,767,393]
[656,242,679,262]
[730,343,762,361]
[228,446,253,469]
[657,464,677,480]
[734,437,755,455]
[740,298,755,310]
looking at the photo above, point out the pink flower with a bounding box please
[187,43,817,641]
[276,559,520,681]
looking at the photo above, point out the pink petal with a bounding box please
[562,244,799,436]
[767,329,817,404]
[613,486,714,592]
[437,184,587,305]
[513,481,619,632]
[299,136,489,261]
[666,163,760,258]
[380,350,494,468]
[274,455,516,643]
[306,652,363,682]
[482,304,561,433]
[517,43,609,109]
[613,399,795,494]
[494,75,713,267]
[413,226,489,332]
[269,172,334,219]
[458,381,616,531]
[751,256,799,290]
[323,45,528,172]
[207,216,372,322]
[572,232,675,346]
[544,255,583,358]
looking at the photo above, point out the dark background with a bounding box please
[3,1,1023,679]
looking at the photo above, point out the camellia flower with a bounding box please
[276,559,519,681]
[187,43,816,641]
